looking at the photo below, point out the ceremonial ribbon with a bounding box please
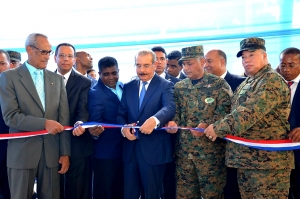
[1,122,300,151]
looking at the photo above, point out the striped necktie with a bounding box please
[287,81,294,88]
[34,70,45,110]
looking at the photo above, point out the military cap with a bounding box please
[179,45,204,61]
[7,50,21,62]
[236,37,266,57]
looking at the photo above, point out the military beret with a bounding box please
[179,45,204,61]
[236,37,266,58]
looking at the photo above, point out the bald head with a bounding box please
[204,49,227,77]
[75,51,93,75]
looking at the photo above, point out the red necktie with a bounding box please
[287,81,294,88]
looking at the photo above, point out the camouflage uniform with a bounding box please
[214,38,294,199]
[174,45,232,199]
[7,50,21,62]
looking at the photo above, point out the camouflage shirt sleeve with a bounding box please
[213,71,290,138]
[173,83,183,125]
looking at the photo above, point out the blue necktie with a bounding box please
[34,70,45,110]
[139,81,148,108]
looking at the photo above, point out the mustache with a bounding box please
[138,73,147,75]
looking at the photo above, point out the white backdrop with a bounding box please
[2,0,300,83]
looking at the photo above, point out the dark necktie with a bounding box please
[139,81,148,108]
[63,76,67,86]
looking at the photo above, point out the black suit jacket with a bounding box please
[179,72,187,80]
[289,84,300,165]
[165,73,180,84]
[64,69,93,160]
[0,105,9,163]
[224,71,246,92]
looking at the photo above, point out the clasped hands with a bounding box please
[166,121,218,141]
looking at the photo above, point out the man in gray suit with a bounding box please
[0,33,70,199]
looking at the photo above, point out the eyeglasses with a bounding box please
[30,45,53,55]
[279,63,299,69]
[58,54,74,59]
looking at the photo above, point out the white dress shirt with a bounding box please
[287,73,300,104]
[57,69,72,85]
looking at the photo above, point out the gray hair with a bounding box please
[134,49,157,64]
[25,33,48,48]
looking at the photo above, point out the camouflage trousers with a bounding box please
[176,157,226,199]
[237,168,291,199]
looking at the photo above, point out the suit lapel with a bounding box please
[165,73,172,81]
[99,80,120,103]
[19,64,44,112]
[138,74,160,115]
[292,84,300,110]
[224,72,232,82]
[180,72,186,79]
[44,70,55,113]
[132,80,140,118]
[66,70,76,92]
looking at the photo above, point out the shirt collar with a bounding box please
[57,68,72,82]
[220,70,228,79]
[285,73,300,84]
[105,81,121,90]
[140,73,155,85]
[25,61,44,76]
[248,64,271,81]
[159,72,166,79]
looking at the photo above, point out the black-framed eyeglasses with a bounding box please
[30,45,53,55]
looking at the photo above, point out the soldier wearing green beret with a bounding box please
[205,37,294,198]
[167,45,232,198]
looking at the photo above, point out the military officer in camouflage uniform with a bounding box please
[204,38,294,199]
[167,45,232,199]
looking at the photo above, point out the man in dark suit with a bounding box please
[167,50,187,80]
[151,46,179,85]
[88,56,124,199]
[151,46,178,199]
[118,49,175,199]
[0,50,11,199]
[0,33,70,199]
[205,49,245,92]
[204,49,245,199]
[54,43,93,199]
[279,47,300,199]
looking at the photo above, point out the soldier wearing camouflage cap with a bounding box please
[7,50,22,69]
[167,45,232,198]
[205,37,294,198]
